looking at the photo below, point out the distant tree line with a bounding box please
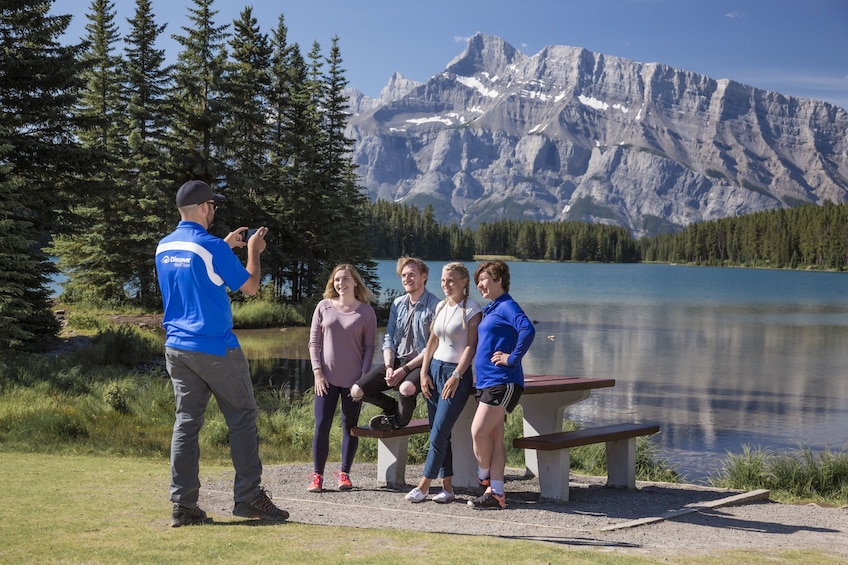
[368,200,848,271]
[364,201,640,262]
[365,200,475,260]
[637,201,848,270]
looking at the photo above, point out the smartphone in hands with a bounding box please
[242,228,258,242]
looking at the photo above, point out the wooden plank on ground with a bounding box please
[597,489,771,532]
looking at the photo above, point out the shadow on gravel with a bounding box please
[677,506,841,534]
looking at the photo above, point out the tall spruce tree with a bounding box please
[221,6,271,198]
[264,15,296,300]
[320,36,375,285]
[120,0,173,306]
[274,40,327,301]
[50,0,128,304]
[170,0,229,182]
[0,0,91,350]
[215,6,273,245]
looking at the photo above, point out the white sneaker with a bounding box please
[405,487,426,503]
[432,489,455,504]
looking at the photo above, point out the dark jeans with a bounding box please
[313,384,362,475]
[354,361,420,427]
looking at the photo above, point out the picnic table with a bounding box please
[354,374,616,490]
[448,375,616,489]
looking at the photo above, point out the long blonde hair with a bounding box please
[323,264,376,303]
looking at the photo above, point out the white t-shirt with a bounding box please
[432,298,482,364]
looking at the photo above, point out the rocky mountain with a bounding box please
[345,33,848,237]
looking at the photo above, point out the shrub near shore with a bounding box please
[2,308,847,504]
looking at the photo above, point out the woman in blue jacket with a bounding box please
[467,261,535,510]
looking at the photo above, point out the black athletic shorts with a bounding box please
[475,383,523,413]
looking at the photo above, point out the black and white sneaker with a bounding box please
[467,490,506,509]
[369,414,399,431]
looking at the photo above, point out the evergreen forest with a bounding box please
[2,0,846,352]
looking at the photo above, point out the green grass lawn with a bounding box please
[0,451,838,565]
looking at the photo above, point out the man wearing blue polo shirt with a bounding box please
[156,180,288,527]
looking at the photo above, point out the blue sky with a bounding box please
[57,0,848,109]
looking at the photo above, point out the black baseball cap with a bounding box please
[175,180,225,207]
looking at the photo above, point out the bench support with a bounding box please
[514,423,659,502]
[606,437,638,489]
[533,436,640,502]
[351,418,431,487]
[520,390,590,476]
[535,448,572,501]
[375,436,409,487]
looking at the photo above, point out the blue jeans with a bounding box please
[422,359,473,480]
[165,347,262,505]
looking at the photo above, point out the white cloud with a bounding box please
[724,11,745,19]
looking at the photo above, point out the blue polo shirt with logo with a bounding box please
[155,221,249,356]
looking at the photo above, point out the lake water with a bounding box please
[367,260,848,483]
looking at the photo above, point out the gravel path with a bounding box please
[200,463,848,558]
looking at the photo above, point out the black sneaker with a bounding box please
[467,490,506,510]
[369,414,399,431]
[171,503,212,527]
[233,488,289,522]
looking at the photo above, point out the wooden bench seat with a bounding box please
[351,418,430,486]
[513,423,660,501]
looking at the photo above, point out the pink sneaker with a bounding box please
[307,472,323,493]
[335,471,353,491]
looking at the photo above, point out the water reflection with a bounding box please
[522,301,848,482]
[235,327,314,401]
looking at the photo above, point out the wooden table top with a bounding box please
[523,374,616,394]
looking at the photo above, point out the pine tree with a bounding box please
[50,0,128,304]
[215,6,273,245]
[262,14,296,301]
[221,6,271,198]
[120,0,174,306]
[170,0,229,181]
[320,36,375,284]
[272,40,326,301]
[0,0,91,349]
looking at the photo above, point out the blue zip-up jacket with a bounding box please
[474,293,536,389]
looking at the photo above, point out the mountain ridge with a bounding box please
[346,33,848,236]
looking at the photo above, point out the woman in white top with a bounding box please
[405,262,482,503]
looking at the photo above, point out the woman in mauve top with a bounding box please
[308,264,377,493]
